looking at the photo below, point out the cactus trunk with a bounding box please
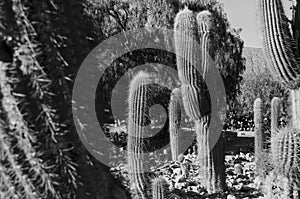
[151,177,169,199]
[291,89,300,129]
[195,116,225,193]
[127,72,152,199]
[169,88,182,161]
[271,97,280,135]
[254,99,263,152]
[174,8,225,193]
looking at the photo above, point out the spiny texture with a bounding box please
[174,7,210,120]
[0,63,57,198]
[259,0,300,89]
[7,1,78,197]
[151,177,169,199]
[169,88,181,161]
[271,127,300,198]
[271,97,281,134]
[127,71,152,199]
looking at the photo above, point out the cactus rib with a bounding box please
[259,0,300,88]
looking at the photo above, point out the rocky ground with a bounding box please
[110,152,265,199]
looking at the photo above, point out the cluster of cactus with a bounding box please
[258,0,300,197]
[169,88,182,161]
[253,96,300,198]
[173,7,225,193]
[258,0,300,128]
[151,177,169,199]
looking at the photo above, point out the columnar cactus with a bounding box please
[174,8,225,193]
[127,71,153,199]
[254,98,264,176]
[169,88,182,161]
[151,177,169,199]
[271,97,281,135]
[254,98,263,153]
[271,127,300,198]
[259,0,300,129]
[174,8,211,119]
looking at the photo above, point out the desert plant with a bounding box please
[259,1,300,196]
[0,62,58,198]
[271,127,300,198]
[174,8,225,193]
[151,177,169,199]
[271,97,281,135]
[169,88,182,161]
[254,98,264,176]
[127,71,153,199]
[258,0,300,129]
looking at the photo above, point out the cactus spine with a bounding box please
[174,8,225,193]
[271,128,300,198]
[271,97,281,135]
[169,88,182,161]
[127,71,153,199]
[151,177,169,199]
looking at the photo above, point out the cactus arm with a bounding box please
[259,0,300,88]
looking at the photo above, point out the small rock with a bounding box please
[227,194,236,199]
[234,164,243,175]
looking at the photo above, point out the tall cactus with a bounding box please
[271,127,300,198]
[254,98,264,176]
[151,177,169,199]
[169,88,182,161]
[174,8,225,193]
[127,71,152,199]
[258,0,300,129]
[271,97,281,135]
